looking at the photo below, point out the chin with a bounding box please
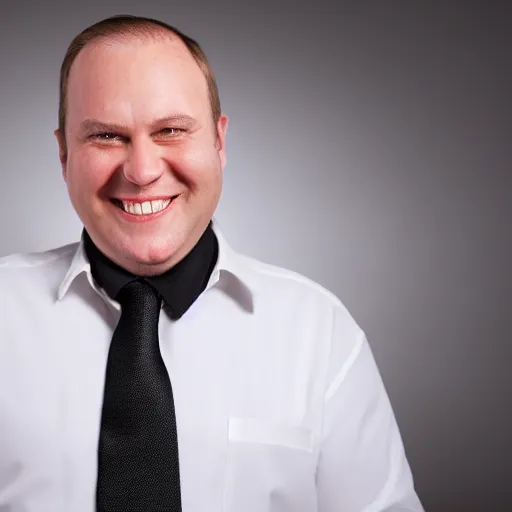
[121,237,184,274]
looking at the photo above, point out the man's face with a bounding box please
[56,35,228,276]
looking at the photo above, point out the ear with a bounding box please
[215,114,229,168]
[54,129,68,181]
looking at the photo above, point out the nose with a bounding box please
[122,136,165,187]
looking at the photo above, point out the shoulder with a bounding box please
[0,242,79,295]
[240,254,341,305]
[235,253,360,334]
[0,243,78,269]
[235,253,366,375]
[214,222,357,328]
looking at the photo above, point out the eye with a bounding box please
[88,132,127,146]
[160,127,184,136]
[94,132,122,140]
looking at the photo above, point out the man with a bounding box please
[0,14,424,512]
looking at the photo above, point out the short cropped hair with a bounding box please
[58,15,221,135]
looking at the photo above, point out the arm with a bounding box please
[316,325,424,511]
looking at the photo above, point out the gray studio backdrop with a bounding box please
[1,1,510,511]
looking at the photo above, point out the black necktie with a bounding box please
[96,279,182,512]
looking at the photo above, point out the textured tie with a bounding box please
[96,279,182,512]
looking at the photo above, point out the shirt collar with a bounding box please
[82,222,219,320]
[57,217,254,312]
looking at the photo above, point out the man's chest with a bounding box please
[0,293,330,511]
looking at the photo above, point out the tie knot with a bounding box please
[116,279,161,312]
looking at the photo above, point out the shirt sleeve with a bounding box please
[315,308,424,511]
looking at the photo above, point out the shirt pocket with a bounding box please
[223,417,318,512]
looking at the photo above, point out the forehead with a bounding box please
[66,35,209,127]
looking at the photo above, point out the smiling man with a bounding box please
[56,21,227,277]
[0,15,423,512]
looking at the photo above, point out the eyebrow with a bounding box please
[79,114,198,135]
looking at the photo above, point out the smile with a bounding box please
[111,197,176,216]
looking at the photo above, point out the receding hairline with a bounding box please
[68,26,194,78]
[78,23,184,49]
[69,32,201,86]
[58,16,222,138]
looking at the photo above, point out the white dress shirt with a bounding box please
[0,220,424,512]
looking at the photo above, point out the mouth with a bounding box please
[110,196,178,216]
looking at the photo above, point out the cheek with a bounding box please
[67,150,119,193]
[175,145,222,186]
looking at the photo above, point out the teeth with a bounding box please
[119,198,172,215]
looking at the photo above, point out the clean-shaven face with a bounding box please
[56,34,228,276]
